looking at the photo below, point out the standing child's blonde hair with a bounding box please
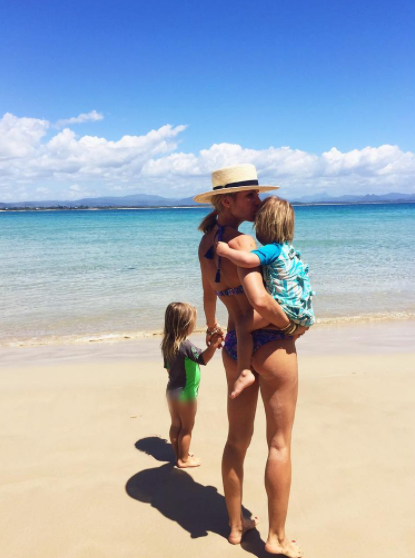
[161,302,197,365]
[255,196,295,246]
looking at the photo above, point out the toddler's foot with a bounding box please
[176,455,201,468]
[265,536,303,557]
[230,369,256,399]
[228,515,259,545]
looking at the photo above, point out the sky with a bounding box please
[0,0,414,201]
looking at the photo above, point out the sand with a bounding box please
[1,321,414,558]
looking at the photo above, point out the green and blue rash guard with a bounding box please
[165,340,206,401]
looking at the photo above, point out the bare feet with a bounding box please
[230,369,256,399]
[265,536,302,557]
[228,516,259,545]
[176,455,201,468]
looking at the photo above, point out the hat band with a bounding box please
[213,179,259,191]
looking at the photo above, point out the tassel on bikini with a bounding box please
[204,245,215,260]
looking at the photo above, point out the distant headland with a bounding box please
[1,192,414,210]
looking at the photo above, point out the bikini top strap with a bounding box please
[203,224,226,283]
[214,224,226,282]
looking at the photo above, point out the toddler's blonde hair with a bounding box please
[161,302,197,365]
[255,196,295,245]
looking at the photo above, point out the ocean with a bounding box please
[1,204,414,347]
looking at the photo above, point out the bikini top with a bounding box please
[203,223,245,297]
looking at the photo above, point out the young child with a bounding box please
[217,196,315,398]
[161,302,223,468]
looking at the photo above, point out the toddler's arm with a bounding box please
[217,241,261,268]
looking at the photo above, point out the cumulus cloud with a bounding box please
[0,112,414,202]
[55,110,104,128]
[0,113,49,160]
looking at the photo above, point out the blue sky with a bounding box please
[1,0,414,201]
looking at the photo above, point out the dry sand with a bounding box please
[1,322,414,558]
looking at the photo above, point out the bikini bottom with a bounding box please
[224,329,288,361]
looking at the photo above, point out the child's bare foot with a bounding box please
[265,536,302,557]
[230,369,256,399]
[228,516,259,545]
[176,455,201,468]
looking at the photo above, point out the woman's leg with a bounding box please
[176,399,201,468]
[167,397,181,462]
[222,348,260,544]
[252,338,302,558]
[233,310,270,399]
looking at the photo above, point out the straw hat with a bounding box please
[193,164,279,204]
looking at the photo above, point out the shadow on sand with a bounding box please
[126,436,271,557]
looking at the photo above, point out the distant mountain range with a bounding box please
[1,191,415,209]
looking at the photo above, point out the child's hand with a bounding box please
[206,325,225,347]
[293,325,309,340]
[216,241,229,257]
[209,332,225,349]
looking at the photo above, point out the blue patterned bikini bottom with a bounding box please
[224,329,288,361]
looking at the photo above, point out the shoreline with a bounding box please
[1,319,414,368]
[1,312,415,350]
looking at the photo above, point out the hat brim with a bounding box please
[193,185,279,204]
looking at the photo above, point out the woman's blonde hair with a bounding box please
[198,193,237,233]
[255,196,295,245]
[161,302,197,365]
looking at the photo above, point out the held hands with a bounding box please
[208,331,225,349]
[206,324,226,348]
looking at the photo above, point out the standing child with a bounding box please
[217,196,315,398]
[161,302,223,468]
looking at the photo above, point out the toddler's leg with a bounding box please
[231,311,270,399]
[167,398,181,462]
[176,400,201,468]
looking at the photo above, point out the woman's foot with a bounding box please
[228,516,259,545]
[265,536,302,557]
[176,455,201,468]
[230,369,256,399]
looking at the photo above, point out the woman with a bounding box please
[195,164,306,558]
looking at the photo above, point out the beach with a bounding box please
[1,320,414,558]
[3,1,415,555]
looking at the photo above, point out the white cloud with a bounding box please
[55,110,104,128]
[35,187,49,195]
[0,113,49,160]
[0,112,414,201]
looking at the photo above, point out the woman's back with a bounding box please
[198,225,255,331]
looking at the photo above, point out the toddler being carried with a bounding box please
[217,196,315,398]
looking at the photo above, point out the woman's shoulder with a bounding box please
[228,233,257,251]
[198,231,214,257]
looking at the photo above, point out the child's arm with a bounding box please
[217,241,261,268]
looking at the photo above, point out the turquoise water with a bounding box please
[1,204,414,346]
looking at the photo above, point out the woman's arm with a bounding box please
[217,241,261,268]
[201,270,218,328]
